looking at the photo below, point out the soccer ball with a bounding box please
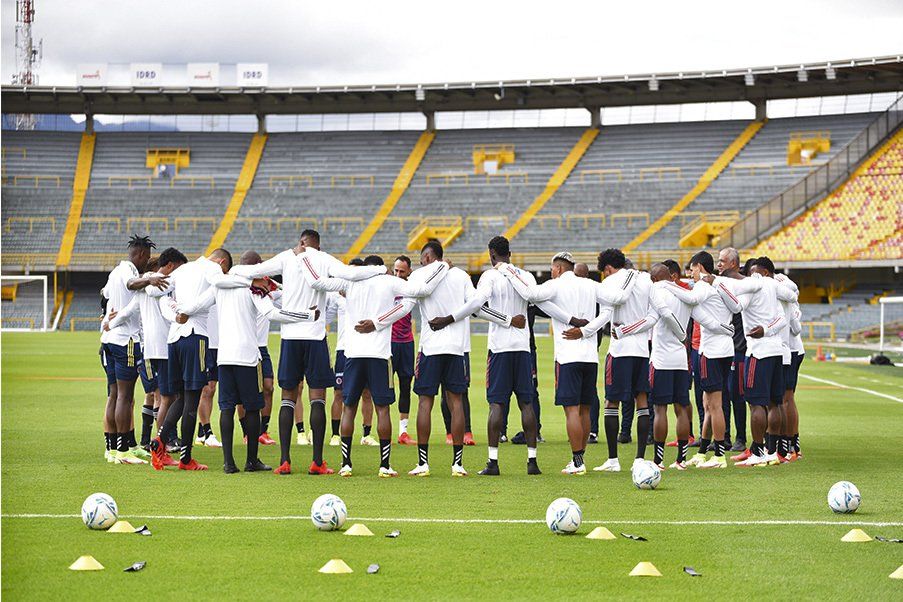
[827,481,861,514]
[632,461,662,490]
[311,494,348,531]
[81,493,118,530]
[545,497,582,534]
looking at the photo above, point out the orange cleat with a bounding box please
[397,432,417,445]
[161,454,179,467]
[274,461,291,475]
[777,453,789,464]
[731,448,752,462]
[463,432,476,446]
[149,437,168,471]
[667,435,694,448]
[258,431,277,446]
[786,451,800,462]
[178,459,208,471]
[308,461,335,475]
[445,433,453,445]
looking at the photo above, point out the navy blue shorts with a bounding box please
[259,346,274,379]
[343,357,395,406]
[784,351,804,392]
[464,352,471,386]
[744,355,784,406]
[218,364,264,412]
[699,354,732,394]
[414,353,468,396]
[278,338,334,390]
[101,340,143,384]
[649,366,690,405]
[555,361,599,407]
[150,359,174,396]
[391,341,415,378]
[138,355,158,394]
[167,334,209,392]
[206,348,219,382]
[603,354,651,402]
[100,345,116,387]
[487,350,534,404]
[729,352,746,404]
[334,350,346,390]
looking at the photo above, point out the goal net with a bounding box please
[1,275,50,332]
[879,296,903,353]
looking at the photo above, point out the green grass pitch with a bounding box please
[2,332,902,599]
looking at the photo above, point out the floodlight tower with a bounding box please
[12,0,43,130]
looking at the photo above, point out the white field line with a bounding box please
[2,514,901,527]
[799,373,903,404]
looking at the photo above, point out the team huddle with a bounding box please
[98,230,805,477]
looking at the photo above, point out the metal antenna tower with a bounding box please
[12,0,43,129]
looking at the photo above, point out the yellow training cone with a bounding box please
[889,565,903,580]
[585,526,617,540]
[629,562,662,577]
[841,528,872,542]
[318,559,353,574]
[69,555,104,571]
[107,520,136,533]
[344,523,374,537]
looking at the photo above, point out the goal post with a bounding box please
[1,275,49,332]
[878,296,903,352]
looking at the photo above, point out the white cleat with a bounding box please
[699,456,727,469]
[338,464,353,477]
[360,435,378,446]
[408,463,430,477]
[329,435,341,447]
[114,451,147,465]
[202,434,222,448]
[757,453,780,467]
[104,449,115,463]
[194,436,206,445]
[593,458,621,472]
[296,432,310,446]
[669,460,687,471]
[561,461,587,475]
[379,466,398,478]
[685,453,708,467]
[451,463,468,477]
[736,453,768,467]
[631,458,648,471]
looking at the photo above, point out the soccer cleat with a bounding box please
[632,457,649,471]
[561,461,587,475]
[758,453,781,467]
[667,435,694,448]
[536,433,546,443]
[731,448,752,462]
[257,432,276,446]
[777,453,789,464]
[115,450,148,465]
[379,466,398,478]
[194,435,207,446]
[129,446,151,460]
[526,459,542,475]
[296,432,310,446]
[165,438,184,453]
[338,465,353,477]
[730,439,748,452]
[445,434,453,445]
[160,453,179,467]
[104,449,115,463]
[463,432,476,446]
[451,464,468,477]
[360,435,378,446]
[149,437,168,470]
[617,433,632,444]
[669,460,687,471]
[587,432,598,444]
[308,461,334,475]
[408,463,430,477]
[203,434,223,448]
[397,432,416,446]
[178,459,208,471]
[499,433,508,443]
[478,461,500,476]
[223,463,240,474]
[685,453,708,467]
[593,458,621,472]
[699,456,727,469]
[329,435,341,447]
[736,453,768,467]
[245,459,272,472]
[687,438,700,448]
[273,461,291,475]
[786,451,800,462]
[653,461,666,470]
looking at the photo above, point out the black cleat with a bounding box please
[478,461,500,476]
[617,433,632,444]
[527,459,542,475]
[587,432,598,444]
[687,439,700,448]
[724,437,733,449]
[511,431,526,445]
[499,433,508,443]
[245,459,272,472]
[223,463,240,474]
[730,439,747,452]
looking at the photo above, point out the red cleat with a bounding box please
[777,453,789,464]
[397,432,417,445]
[274,461,291,475]
[667,435,694,448]
[149,437,168,471]
[786,451,800,462]
[258,431,277,445]
[445,433,453,445]
[161,454,179,467]
[463,432,476,446]
[308,461,334,475]
[178,459,208,471]
[731,448,752,462]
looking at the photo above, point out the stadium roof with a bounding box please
[2,55,902,116]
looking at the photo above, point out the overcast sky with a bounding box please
[2,0,902,87]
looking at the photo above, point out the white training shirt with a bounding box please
[615,286,691,370]
[604,270,653,359]
[775,274,805,356]
[107,271,170,359]
[256,289,281,348]
[404,265,473,357]
[714,274,794,360]
[658,280,735,359]
[325,292,347,352]
[207,304,219,349]
[100,261,141,346]
[449,266,534,354]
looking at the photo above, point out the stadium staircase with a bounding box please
[55,133,96,268]
[343,130,435,262]
[622,120,764,253]
[205,133,267,256]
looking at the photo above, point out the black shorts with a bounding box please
[784,351,804,392]
[206,348,219,382]
[334,350,346,390]
[343,357,395,406]
[391,341,415,378]
[150,358,174,396]
[487,350,534,404]
[699,355,732,394]
[414,352,467,396]
[555,361,599,407]
[649,366,691,405]
[218,364,264,412]
[259,345,274,379]
[167,334,209,392]
[745,355,784,406]
[277,338,334,390]
[604,354,651,402]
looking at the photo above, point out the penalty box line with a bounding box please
[3,514,901,527]
[799,373,903,404]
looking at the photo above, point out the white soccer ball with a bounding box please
[311,494,348,531]
[632,461,662,490]
[828,481,861,514]
[545,497,582,534]
[81,493,118,530]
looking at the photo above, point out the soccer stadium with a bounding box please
[1,2,902,599]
